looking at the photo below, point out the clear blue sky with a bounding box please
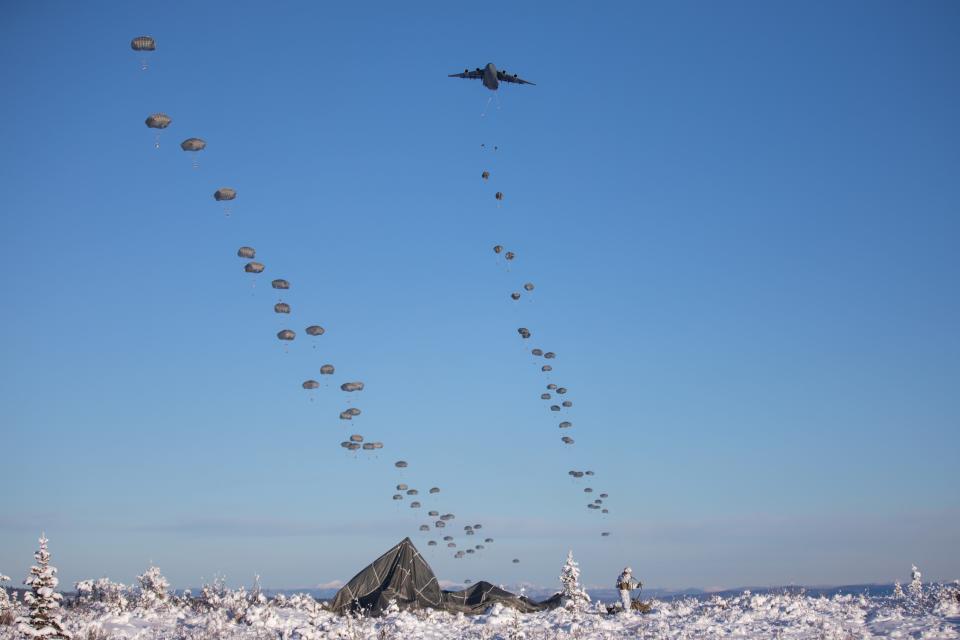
[1,1,958,592]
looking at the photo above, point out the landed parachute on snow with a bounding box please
[320,364,335,375]
[277,329,295,341]
[145,113,171,129]
[131,36,156,51]
[306,325,325,336]
[214,188,237,201]
[237,246,255,259]
[302,380,319,390]
[341,381,364,392]
[275,303,291,314]
[244,262,264,273]
[272,279,290,290]
[180,138,205,151]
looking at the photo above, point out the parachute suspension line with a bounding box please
[480,95,494,118]
[154,132,161,150]
[192,156,200,170]
[140,58,148,72]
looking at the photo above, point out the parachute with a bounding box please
[481,171,490,180]
[237,246,255,259]
[349,434,363,443]
[435,521,446,528]
[373,442,384,449]
[542,365,553,372]
[428,510,439,516]
[544,352,555,359]
[346,408,361,416]
[244,262,264,273]
[443,536,453,541]
[562,400,572,407]
[302,380,319,390]
[341,381,365,392]
[561,436,574,444]
[395,460,408,468]
[362,443,375,450]
[347,443,360,451]
[484,538,493,543]
[584,488,593,493]
[320,364,335,375]
[429,487,440,494]
[547,384,557,390]
[523,283,534,292]
[306,325,326,336]
[505,251,515,261]
[601,532,611,537]
[473,524,482,529]
[584,471,594,476]
[550,405,560,411]
[397,484,408,491]
[557,387,568,394]
[493,245,503,254]
[275,302,291,314]
[532,349,543,356]
[419,525,430,532]
[517,327,531,339]
[600,493,608,498]
[277,329,295,341]
[214,188,237,201]
[406,489,418,495]
[272,279,290,290]
[410,502,421,508]
[131,36,156,51]
[512,559,520,564]
[602,509,609,514]
[428,540,437,546]
[559,421,572,429]
[510,292,521,301]
[495,192,503,201]
[339,411,353,420]
[541,393,551,400]
[145,113,171,129]
[393,494,402,501]
[180,138,205,151]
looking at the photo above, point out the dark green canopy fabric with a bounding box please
[442,581,554,614]
[330,537,442,615]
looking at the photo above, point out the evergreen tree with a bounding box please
[892,581,905,599]
[136,565,170,610]
[558,550,591,613]
[18,534,71,639]
[908,565,923,599]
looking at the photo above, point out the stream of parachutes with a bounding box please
[131,39,613,583]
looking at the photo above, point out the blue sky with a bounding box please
[1,1,958,592]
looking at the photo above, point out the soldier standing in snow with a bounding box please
[616,567,642,612]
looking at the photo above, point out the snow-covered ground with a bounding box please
[3,585,958,639]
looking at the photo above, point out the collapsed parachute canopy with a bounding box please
[214,188,237,201]
[145,113,171,129]
[180,138,206,151]
[131,36,156,51]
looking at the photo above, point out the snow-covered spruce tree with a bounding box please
[908,565,923,600]
[0,572,14,625]
[558,550,591,613]
[18,534,71,639]
[892,581,905,599]
[136,565,170,610]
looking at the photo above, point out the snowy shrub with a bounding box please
[136,566,170,610]
[0,573,14,625]
[18,534,71,639]
[558,550,590,614]
[76,578,129,613]
[892,581,905,599]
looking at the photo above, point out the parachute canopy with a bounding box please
[302,380,319,390]
[272,279,290,290]
[145,113,171,129]
[306,325,325,336]
[237,246,255,259]
[214,188,237,201]
[341,381,364,392]
[275,303,291,314]
[180,138,205,151]
[277,329,295,341]
[395,460,408,468]
[131,36,156,51]
[244,262,264,273]
[320,364,335,375]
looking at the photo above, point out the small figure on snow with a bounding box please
[616,566,642,612]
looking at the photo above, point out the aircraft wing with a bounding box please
[497,70,535,85]
[449,69,484,80]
